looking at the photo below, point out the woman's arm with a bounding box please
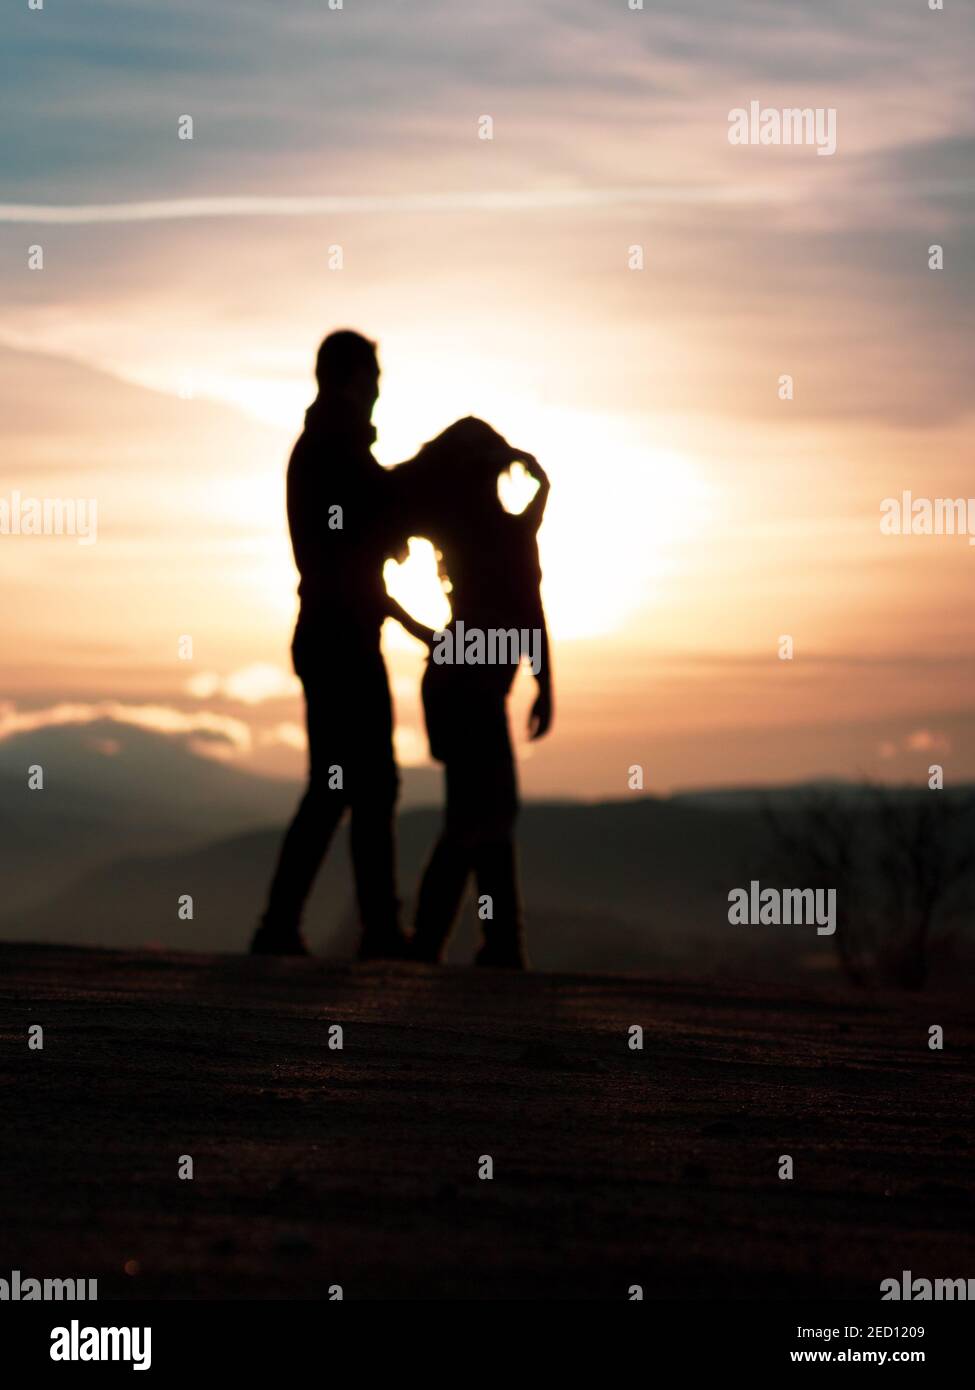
[528,607,554,740]
[519,455,550,533]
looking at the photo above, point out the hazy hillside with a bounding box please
[0,719,301,912]
[0,717,300,830]
[0,718,438,913]
[0,795,876,979]
[3,721,973,982]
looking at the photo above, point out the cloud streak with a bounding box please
[0,701,252,751]
[185,664,300,705]
[0,184,800,225]
[4,168,972,226]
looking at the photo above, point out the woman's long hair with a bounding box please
[401,416,509,574]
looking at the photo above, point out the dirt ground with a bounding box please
[1,942,972,1300]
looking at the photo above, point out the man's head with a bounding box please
[315,330,380,415]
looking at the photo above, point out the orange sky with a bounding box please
[1,0,973,796]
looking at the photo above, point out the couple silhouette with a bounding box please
[250,330,553,968]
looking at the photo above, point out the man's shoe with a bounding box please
[250,922,310,957]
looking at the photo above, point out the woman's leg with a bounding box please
[410,663,525,965]
[472,704,525,967]
[411,816,472,962]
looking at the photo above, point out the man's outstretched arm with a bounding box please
[384,593,437,648]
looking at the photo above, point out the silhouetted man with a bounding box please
[251,331,407,959]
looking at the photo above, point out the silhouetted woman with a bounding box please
[394,418,553,967]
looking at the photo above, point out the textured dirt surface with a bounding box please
[1,942,972,1300]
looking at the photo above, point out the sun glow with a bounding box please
[381,405,711,641]
[184,369,711,645]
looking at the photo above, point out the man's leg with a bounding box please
[346,649,408,959]
[349,796,403,958]
[473,839,525,967]
[252,667,345,955]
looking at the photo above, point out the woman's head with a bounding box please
[403,417,533,555]
[417,417,515,497]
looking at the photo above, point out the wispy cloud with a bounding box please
[0,701,251,751]
[185,664,300,705]
[0,184,798,225]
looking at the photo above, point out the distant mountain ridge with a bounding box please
[3,719,972,981]
[0,717,435,912]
